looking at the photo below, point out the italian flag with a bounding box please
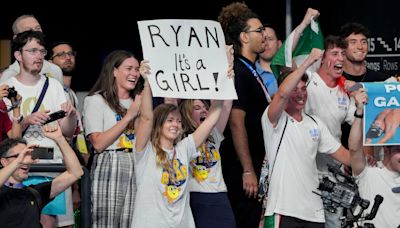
[271,19,324,82]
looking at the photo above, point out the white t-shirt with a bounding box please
[261,107,341,223]
[356,166,400,228]
[3,76,67,164]
[305,72,356,173]
[189,127,227,193]
[82,94,135,150]
[1,60,63,85]
[132,135,199,228]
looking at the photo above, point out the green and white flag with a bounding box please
[271,19,324,82]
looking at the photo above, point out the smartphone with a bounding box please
[32,147,54,160]
[44,110,66,124]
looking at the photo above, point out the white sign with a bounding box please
[138,19,237,99]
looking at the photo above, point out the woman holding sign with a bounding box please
[132,59,228,227]
[82,50,143,227]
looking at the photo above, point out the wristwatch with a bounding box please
[354,111,363,119]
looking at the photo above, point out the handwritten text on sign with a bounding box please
[138,19,237,99]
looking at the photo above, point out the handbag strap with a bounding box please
[268,115,288,182]
[22,76,49,136]
[32,76,49,113]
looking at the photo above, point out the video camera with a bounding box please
[315,164,369,213]
[313,164,383,228]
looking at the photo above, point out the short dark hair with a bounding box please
[279,69,309,85]
[47,40,74,60]
[218,2,259,55]
[339,22,370,39]
[324,35,347,51]
[0,138,27,158]
[263,23,281,41]
[12,30,46,53]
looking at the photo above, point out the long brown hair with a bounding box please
[88,50,143,129]
[179,99,214,143]
[151,103,181,168]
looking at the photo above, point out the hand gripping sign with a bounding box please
[138,19,237,100]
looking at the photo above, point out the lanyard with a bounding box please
[239,58,272,103]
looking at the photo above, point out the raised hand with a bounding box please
[139,60,151,81]
[42,122,63,141]
[15,144,38,166]
[0,84,9,99]
[304,48,323,67]
[126,94,141,120]
[302,8,320,26]
[225,45,234,79]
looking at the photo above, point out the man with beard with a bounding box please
[49,41,78,107]
[49,41,88,214]
[0,15,63,85]
[218,2,268,227]
[255,24,281,97]
[1,30,77,228]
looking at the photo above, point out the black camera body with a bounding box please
[32,147,54,160]
[314,164,384,228]
[43,110,66,124]
[6,87,18,99]
[316,164,369,213]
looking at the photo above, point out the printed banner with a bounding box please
[138,19,237,99]
[363,82,400,145]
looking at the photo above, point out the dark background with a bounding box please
[1,0,399,91]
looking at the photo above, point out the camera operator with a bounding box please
[261,49,351,227]
[0,123,83,228]
[0,84,22,143]
[348,88,400,228]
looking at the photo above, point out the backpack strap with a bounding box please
[305,113,318,124]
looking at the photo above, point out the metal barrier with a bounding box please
[30,164,91,228]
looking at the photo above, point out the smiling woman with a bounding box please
[82,50,143,228]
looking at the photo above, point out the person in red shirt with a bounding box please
[0,84,22,143]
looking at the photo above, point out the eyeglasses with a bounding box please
[22,48,47,57]
[50,51,76,60]
[2,154,19,159]
[245,26,265,33]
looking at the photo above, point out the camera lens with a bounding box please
[7,87,18,99]
[318,177,335,192]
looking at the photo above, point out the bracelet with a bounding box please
[354,110,363,119]
[242,171,253,176]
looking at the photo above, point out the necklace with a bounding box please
[359,70,367,82]
[164,148,177,185]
